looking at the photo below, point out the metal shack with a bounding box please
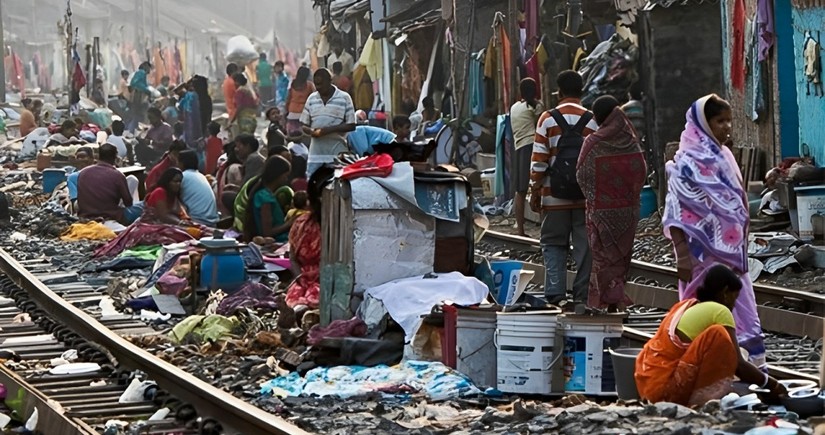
[319,164,474,326]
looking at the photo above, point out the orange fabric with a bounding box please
[287,82,315,115]
[499,25,512,112]
[19,109,36,137]
[223,76,237,119]
[635,299,738,406]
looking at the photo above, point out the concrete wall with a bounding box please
[791,7,825,167]
[640,3,724,178]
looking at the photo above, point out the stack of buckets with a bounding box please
[495,310,625,395]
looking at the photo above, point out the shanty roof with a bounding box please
[382,0,440,24]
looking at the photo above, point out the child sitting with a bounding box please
[286,191,311,221]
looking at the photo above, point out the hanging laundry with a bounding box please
[756,0,774,62]
[731,0,746,91]
[359,36,383,80]
[525,52,542,96]
[498,23,512,110]
[469,52,486,116]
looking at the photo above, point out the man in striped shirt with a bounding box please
[301,69,356,177]
[529,70,598,306]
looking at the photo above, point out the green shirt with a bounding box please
[676,301,735,341]
[252,188,287,243]
[257,60,273,87]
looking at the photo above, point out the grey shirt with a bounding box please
[242,152,265,185]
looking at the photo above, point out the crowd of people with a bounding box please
[36,47,419,311]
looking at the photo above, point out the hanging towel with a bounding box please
[756,0,774,62]
[731,0,746,91]
[359,35,384,80]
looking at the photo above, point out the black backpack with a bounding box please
[546,109,592,200]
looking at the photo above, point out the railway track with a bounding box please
[0,249,307,435]
[481,230,822,383]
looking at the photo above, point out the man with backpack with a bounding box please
[529,70,598,307]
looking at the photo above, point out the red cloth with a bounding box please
[145,155,173,192]
[731,0,746,91]
[286,214,321,308]
[205,136,223,175]
[145,187,170,208]
[525,53,542,96]
[94,222,195,258]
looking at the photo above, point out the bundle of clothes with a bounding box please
[577,34,639,108]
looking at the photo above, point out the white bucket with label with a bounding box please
[795,186,825,242]
[556,314,624,395]
[495,310,561,395]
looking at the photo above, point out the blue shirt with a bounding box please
[275,72,290,106]
[129,70,150,95]
[252,188,288,243]
[67,171,80,201]
[180,169,218,226]
[347,125,396,156]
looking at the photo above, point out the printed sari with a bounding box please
[635,299,738,406]
[576,107,646,308]
[662,95,765,367]
[235,85,259,135]
[286,213,321,308]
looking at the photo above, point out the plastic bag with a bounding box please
[340,153,394,180]
[226,35,258,66]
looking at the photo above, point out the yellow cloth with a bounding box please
[286,208,310,221]
[60,221,117,241]
[358,35,384,80]
[352,65,374,111]
[536,42,549,75]
[676,301,736,341]
[484,37,497,79]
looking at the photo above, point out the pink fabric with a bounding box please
[94,223,195,258]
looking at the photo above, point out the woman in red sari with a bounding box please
[576,96,646,310]
[635,265,786,406]
[285,167,334,308]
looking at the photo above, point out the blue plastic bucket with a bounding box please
[42,168,67,194]
[639,186,656,219]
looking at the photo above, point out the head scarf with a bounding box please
[662,95,748,272]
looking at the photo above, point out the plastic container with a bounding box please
[489,260,523,305]
[481,169,495,198]
[609,348,643,400]
[475,153,496,171]
[200,247,247,293]
[42,168,67,194]
[495,310,561,395]
[639,185,656,218]
[794,186,825,242]
[556,314,624,395]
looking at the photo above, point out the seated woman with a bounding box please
[143,167,192,226]
[635,264,786,406]
[286,167,334,308]
[244,156,293,243]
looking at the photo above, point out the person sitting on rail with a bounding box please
[634,264,787,406]
[76,144,143,225]
[141,167,193,227]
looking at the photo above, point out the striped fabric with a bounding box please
[301,87,356,168]
[530,98,598,210]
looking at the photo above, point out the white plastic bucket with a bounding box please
[481,169,495,198]
[495,310,560,395]
[557,315,624,395]
[456,310,497,388]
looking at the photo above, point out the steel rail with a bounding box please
[484,230,825,312]
[0,249,309,435]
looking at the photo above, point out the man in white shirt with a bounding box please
[107,119,129,160]
[327,47,354,78]
[301,69,356,177]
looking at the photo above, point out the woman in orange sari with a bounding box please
[635,264,786,406]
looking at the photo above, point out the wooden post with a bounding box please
[0,0,6,103]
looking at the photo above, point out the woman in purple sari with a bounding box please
[663,94,765,368]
